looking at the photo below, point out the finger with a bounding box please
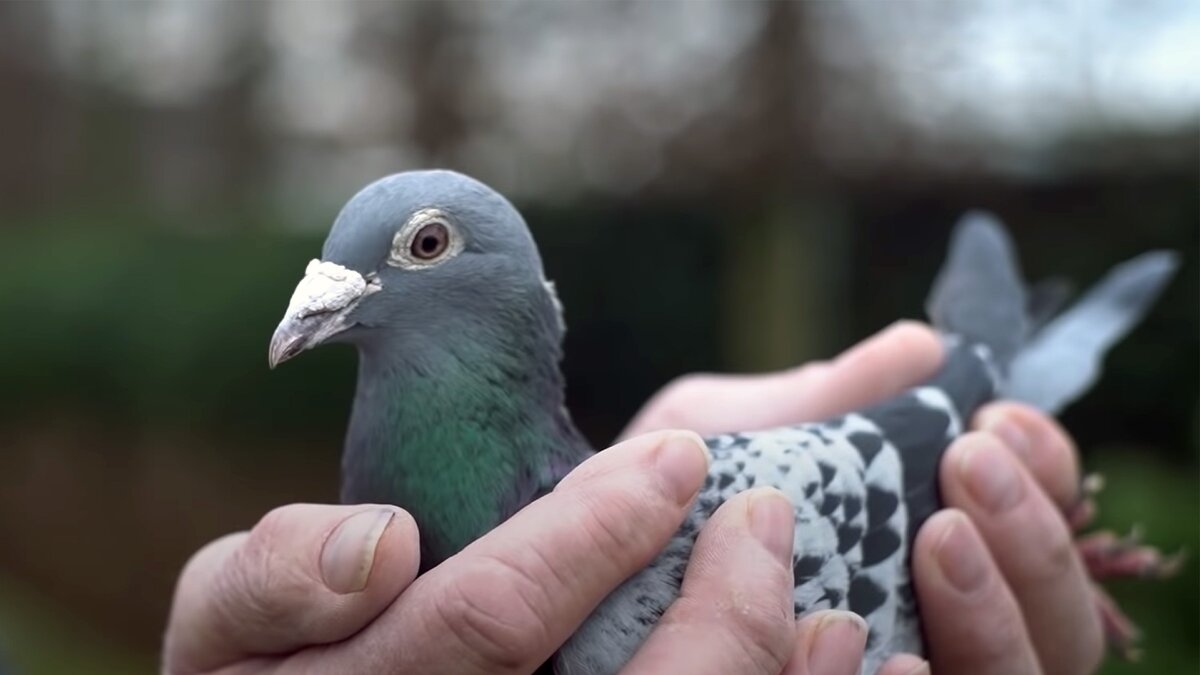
[875,653,930,675]
[802,320,944,420]
[911,510,1041,675]
[619,366,828,438]
[941,433,1104,675]
[620,321,943,438]
[623,488,797,674]
[308,430,711,675]
[972,401,1081,510]
[163,503,419,674]
[782,610,870,675]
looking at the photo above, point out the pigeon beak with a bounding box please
[268,259,380,369]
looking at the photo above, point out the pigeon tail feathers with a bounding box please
[926,210,1028,370]
[924,212,1178,416]
[896,213,1177,548]
[1004,250,1179,414]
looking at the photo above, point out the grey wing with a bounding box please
[556,417,919,675]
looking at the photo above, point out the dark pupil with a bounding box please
[412,223,448,259]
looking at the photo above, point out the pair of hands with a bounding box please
[163,322,1104,675]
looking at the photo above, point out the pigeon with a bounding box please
[269,170,1178,674]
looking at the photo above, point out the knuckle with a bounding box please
[976,609,1029,663]
[727,606,793,672]
[433,556,552,671]
[942,592,1031,666]
[663,594,793,674]
[212,507,309,634]
[164,532,248,667]
[1027,515,1077,584]
[681,559,795,671]
[710,586,794,673]
[175,532,243,588]
[576,488,661,564]
[998,404,1080,507]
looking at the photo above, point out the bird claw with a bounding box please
[1117,523,1144,549]
[1077,525,1185,581]
[1066,473,1106,531]
[1094,584,1143,661]
[1076,525,1185,661]
[1067,474,1183,663]
[1142,549,1186,580]
[1081,472,1106,497]
[1067,498,1097,531]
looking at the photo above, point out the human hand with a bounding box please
[164,430,871,675]
[165,322,1119,675]
[886,404,1104,675]
[626,321,1109,675]
[621,321,945,440]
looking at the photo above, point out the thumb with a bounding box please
[164,503,419,674]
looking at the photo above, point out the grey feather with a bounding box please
[1005,251,1180,413]
[925,211,1028,367]
[1027,277,1074,332]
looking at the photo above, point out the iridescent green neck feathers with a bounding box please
[340,290,591,569]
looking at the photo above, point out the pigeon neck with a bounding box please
[341,293,592,570]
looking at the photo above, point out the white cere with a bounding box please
[284,259,377,320]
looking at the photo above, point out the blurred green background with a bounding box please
[0,1,1196,673]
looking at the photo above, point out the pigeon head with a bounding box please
[269,170,558,367]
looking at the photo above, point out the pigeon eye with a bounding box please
[410,222,449,260]
[388,209,462,269]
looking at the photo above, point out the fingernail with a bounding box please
[982,414,1032,459]
[808,611,868,675]
[654,431,711,505]
[321,508,395,594]
[749,488,795,565]
[959,436,1024,513]
[935,513,990,593]
[903,660,931,675]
